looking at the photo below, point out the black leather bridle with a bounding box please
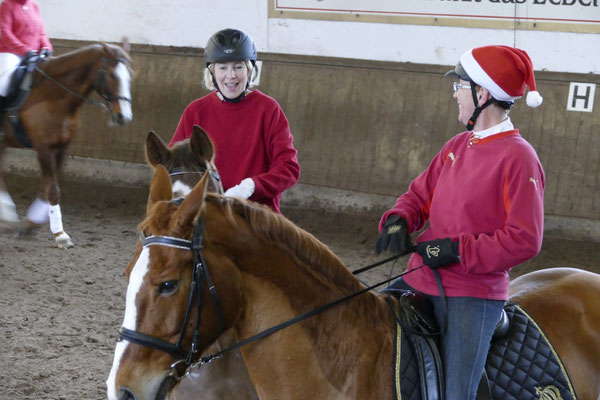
[118,216,227,377]
[95,56,132,108]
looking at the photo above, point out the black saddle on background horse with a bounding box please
[0,52,42,147]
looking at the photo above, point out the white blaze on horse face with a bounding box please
[116,63,133,123]
[106,247,150,400]
[171,180,193,198]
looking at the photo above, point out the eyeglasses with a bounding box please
[453,82,471,93]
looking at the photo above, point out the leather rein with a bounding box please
[116,202,422,382]
[34,56,132,113]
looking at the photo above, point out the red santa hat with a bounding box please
[459,45,543,107]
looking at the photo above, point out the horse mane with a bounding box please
[205,195,364,294]
[42,43,131,78]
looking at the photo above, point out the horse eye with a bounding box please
[158,280,179,295]
[109,72,117,80]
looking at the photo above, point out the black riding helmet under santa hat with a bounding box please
[205,28,257,103]
[446,45,543,130]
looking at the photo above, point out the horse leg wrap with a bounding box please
[0,190,19,222]
[49,204,64,234]
[27,198,50,225]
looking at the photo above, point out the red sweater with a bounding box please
[380,130,545,300]
[170,90,300,213]
[0,0,52,56]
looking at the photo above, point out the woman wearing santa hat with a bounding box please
[375,45,545,399]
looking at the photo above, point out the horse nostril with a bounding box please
[116,113,125,125]
[119,387,136,400]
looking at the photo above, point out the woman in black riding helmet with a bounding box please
[169,28,300,213]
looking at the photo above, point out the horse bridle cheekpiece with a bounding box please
[118,212,227,379]
[95,57,132,109]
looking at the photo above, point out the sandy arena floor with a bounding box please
[1,172,600,399]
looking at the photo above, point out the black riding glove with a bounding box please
[415,238,460,269]
[375,215,412,255]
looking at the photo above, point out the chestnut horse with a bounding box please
[0,42,132,248]
[107,168,600,400]
[144,126,256,400]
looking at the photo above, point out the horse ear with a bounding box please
[121,37,131,54]
[190,125,215,161]
[174,172,209,227]
[147,165,173,214]
[145,131,171,167]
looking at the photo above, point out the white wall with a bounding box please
[37,0,599,74]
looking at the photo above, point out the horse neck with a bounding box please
[204,199,396,398]
[40,45,104,99]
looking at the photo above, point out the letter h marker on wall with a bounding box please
[567,82,596,112]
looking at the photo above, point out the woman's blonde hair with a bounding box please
[203,61,256,91]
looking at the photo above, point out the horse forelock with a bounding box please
[139,201,192,240]
[168,141,209,173]
[204,195,362,293]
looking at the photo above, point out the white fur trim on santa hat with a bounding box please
[459,49,515,102]
[526,91,543,107]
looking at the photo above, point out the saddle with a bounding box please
[388,290,577,400]
[0,52,41,147]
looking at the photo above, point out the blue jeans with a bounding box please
[387,278,504,400]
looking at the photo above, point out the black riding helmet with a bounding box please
[205,28,257,67]
[205,29,257,103]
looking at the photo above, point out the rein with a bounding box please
[193,261,425,371]
[34,56,131,113]
[117,211,423,384]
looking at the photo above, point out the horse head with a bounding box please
[107,167,243,400]
[108,165,394,399]
[145,125,223,197]
[95,42,133,126]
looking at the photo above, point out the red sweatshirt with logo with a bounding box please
[380,130,545,300]
[169,90,300,213]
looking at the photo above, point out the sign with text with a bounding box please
[567,82,596,112]
[271,0,600,33]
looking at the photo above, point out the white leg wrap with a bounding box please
[27,198,50,225]
[49,204,64,234]
[0,190,19,222]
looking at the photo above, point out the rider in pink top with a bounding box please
[0,0,52,97]
[375,45,545,400]
[0,0,52,56]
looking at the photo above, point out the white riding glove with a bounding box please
[224,178,255,199]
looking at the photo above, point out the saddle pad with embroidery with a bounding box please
[486,302,577,400]
[393,320,421,400]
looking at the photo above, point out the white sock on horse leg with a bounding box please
[49,204,64,234]
[0,190,19,222]
[27,198,50,225]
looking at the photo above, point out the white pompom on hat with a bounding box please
[458,45,543,108]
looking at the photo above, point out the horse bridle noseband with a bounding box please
[118,215,227,374]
